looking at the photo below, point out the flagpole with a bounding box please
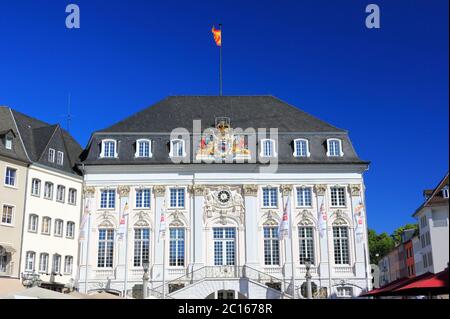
[219,23,222,96]
[288,191,296,298]
[162,236,166,299]
[123,213,129,298]
[84,208,91,294]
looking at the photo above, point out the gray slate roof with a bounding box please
[0,106,83,175]
[81,96,368,166]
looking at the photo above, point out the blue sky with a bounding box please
[0,0,448,234]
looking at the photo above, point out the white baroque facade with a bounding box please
[76,96,371,299]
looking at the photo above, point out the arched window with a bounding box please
[326,138,343,157]
[260,139,277,157]
[298,226,315,264]
[39,253,49,273]
[134,227,150,267]
[97,228,114,268]
[100,139,118,158]
[28,214,39,233]
[135,139,152,158]
[293,139,310,157]
[54,219,64,237]
[64,256,73,274]
[52,254,61,274]
[169,139,185,158]
[41,217,51,235]
[31,179,41,196]
[66,221,75,238]
[333,225,350,265]
[25,251,35,271]
[169,227,185,267]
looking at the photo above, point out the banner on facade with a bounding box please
[318,201,327,238]
[159,208,167,241]
[79,197,91,241]
[354,201,365,243]
[278,195,290,241]
[118,202,129,240]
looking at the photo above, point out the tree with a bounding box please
[391,223,419,245]
[368,229,395,264]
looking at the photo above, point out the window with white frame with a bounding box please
[261,139,276,157]
[293,139,309,157]
[68,188,77,205]
[66,221,75,238]
[169,188,185,208]
[39,253,49,273]
[41,217,51,235]
[169,228,185,267]
[52,254,61,274]
[56,185,65,202]
[100,189,116,209]
[327,139,343,157]
[296,187,312,207]
[336,287,353,298]
[64,256,73,274]
[54,219,64,237]
[97,228,114,268]
[4,167,16,186]
[330,187,346,207]
[213,227,235,266]
[423,253,428,268]
[5,136,12,150]
[56,151,64,166]
[136,139,152,158]
[170,139,185,157]
[48,148,55,163]
[31,178,41,196]
[44,182,54,199]
[427,252,433,266]
[25,251,35,271]
[333,226,350,265]
[136,189,151,208]
[442,186,449,199]
[1,205,14,225]
[263,226,279,265]
[28,214,38,232]
[134,228,150,267]
[299,226,315,264]
[262,187,278,208]
[100,140,117,158]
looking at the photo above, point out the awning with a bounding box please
[0,243,16,254]
[361,272,435,297]
[393,268,449,296]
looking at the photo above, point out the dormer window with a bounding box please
[5,136,12,150]
[135,139,152,158]
[170,139,185,158]
[261,139,277,158]
[293,139,310,157]
[56,151,64,166]
[48,148,55,163]
[327,139,344,157]
[442,186,449,199]
[100,139,118,158]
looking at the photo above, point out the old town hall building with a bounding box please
[76,96,371,299]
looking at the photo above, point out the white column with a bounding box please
[115,186,130,284]
[192,185,205,270]
[243,185,259,268]
[152,185,166,282]
[349,184,367,280]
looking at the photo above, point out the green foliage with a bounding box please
[368,229,395,264]
[391,223,419,245]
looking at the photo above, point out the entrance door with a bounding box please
[217,290,235,299]
[213,228,236,266]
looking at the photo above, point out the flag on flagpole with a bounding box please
[79,197,91,241]
[159,208,167,241]
[354,201,365,243]
[278,195,290,241]
[118,202,129,239]
[211,25,221,46]
[318,202,327,238]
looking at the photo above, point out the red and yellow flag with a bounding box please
[211,25,221,46]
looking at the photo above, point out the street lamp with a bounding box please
[305,259,312,299]
[142,260,150,299]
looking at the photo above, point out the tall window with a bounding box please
[294,139,309,157]
[97,229,114,268]
[4,167,16,186]
[170,139,185,157]
[42,217,51,235]
[299,226,315,264]
[25,251,35,271]
[263,226,279,265]
[5,136,12,150]
[169,228,185,267]
[64,256,73,274]
[136,139,152,158]
[48,148,55,162]
[54,219,64,237]
[261,139,276,157]
[52,254,61,274]
[296,187,312,207]
[213,228,236,266]
[134,228,150,267]
[28,214,39,232]
[56,151,64,166]
[442,186,449,199]
[101,140,117,158]
[39,253,49,273]
[262,187,278,207]
[100,190,116,209]
[1,205,14,225]
[66,221,75,238]
[56,185,65,202]
[333,226,349,265]
[330,187,346,207]
[31,179,41,196]
[44,182,54,199]
[169,188,185,208]
[327,139,343,157]
[136,189,151,209]
[68,188,77,205]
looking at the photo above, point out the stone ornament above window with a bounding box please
[314,184,327,196]
[117,185,130,197]
[153,185,166,197]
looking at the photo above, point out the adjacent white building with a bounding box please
[76,96,372,299]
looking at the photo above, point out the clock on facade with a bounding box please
[217,190,231,203]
